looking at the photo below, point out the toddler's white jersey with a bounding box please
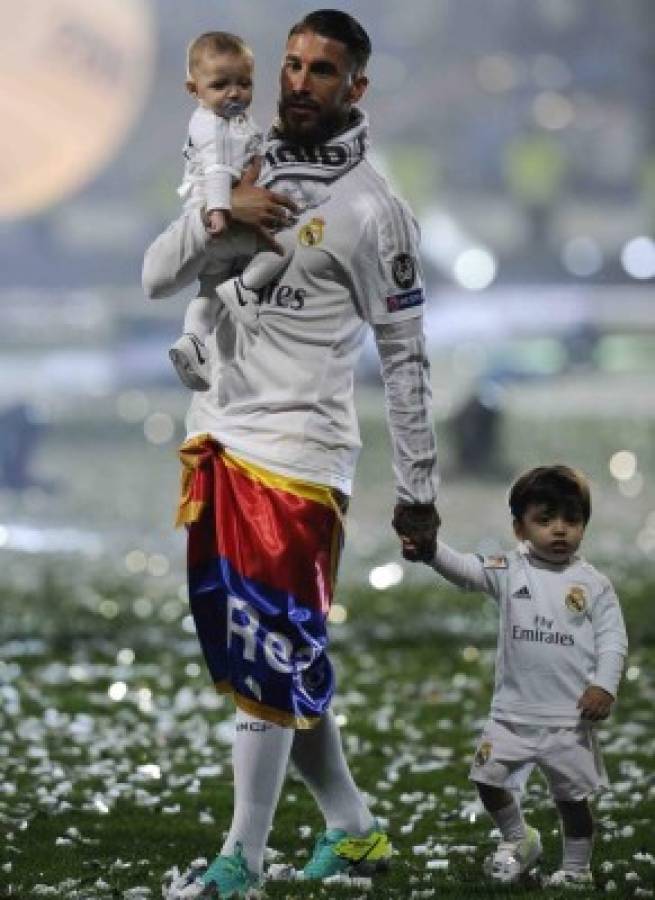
[180,113,434,495]
[430,542,628,726]
[178,106,262,212]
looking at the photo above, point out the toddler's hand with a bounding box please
[577,685,613,721]
[206,208,227,237]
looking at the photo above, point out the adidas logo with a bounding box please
[512,585,532,599]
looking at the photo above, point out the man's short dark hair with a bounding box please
[288,9,371,73]
[509,465,591,525]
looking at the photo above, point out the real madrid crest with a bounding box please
[475,741,492,767]
[565,585,587,614]
[299,217,325,247]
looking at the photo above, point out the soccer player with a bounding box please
[408,465,627,889]
[166,31,293,392]
[143,10,439,898]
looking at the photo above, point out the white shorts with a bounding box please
[469,718,608,802]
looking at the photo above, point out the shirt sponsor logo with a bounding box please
[392,252,416,289]
[565,585,587,614]
[512,615,574,646]
[512,585,532,599]
[298,217,325,247]
[385,287,424,313]
[256,282,307,310]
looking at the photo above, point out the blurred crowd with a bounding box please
[1,0,654,290]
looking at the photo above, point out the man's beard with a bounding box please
[277,96,349,147]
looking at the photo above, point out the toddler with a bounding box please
[412,465,628,888]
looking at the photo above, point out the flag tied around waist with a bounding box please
[177,435,345,728]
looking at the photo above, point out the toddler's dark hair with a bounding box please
[509,465,591,525]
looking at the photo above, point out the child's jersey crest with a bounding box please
[474,740,493,766]
[565,585,587,614]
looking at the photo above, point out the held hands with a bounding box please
[205,208,228,237]
[231,159,298,254]
[577,685,614,721]
[392,502,441,563]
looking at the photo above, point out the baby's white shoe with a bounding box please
[169,333,210,391]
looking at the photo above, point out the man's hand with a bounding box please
[577,685,614,721]
[392,502,440,563]
[231,159,298,254]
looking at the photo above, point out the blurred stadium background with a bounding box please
[1,0,655,585]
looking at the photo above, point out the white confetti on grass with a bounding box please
[3,565,655,897]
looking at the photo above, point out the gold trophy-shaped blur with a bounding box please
[0,0,154,220]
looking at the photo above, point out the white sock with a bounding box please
[489,799,526,841]
[240,247,291,291]
[221,708,293,876]
[562,836,593,872]
[291,709,375,834]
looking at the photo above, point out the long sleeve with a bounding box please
[142,211,260,300]
[188,108,262,211]
[592,581,628,697]
[142,208,211,299]
[374,318,438,505]
[429,540,499,595]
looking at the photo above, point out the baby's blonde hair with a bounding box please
[187,31,253,79]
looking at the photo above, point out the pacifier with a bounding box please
[221,100,248,118]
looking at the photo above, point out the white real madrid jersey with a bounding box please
[429,543,628,726]
[178,107,262,212]
[186,148,426,493]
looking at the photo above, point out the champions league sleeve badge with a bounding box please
[391,252,416,289]
[482,555,508,569]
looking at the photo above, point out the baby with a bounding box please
[169,31,290,390]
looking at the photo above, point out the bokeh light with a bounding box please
[116,390,149,422]
[108,681,128,701]
[143,412,175,445]
[561,237,603,277]
[125,550,147,574]
[452,248,497,291]
[532,91,575,130]
[328,603,348,624]
[608,451,637,482]
[369,563,404,590]
[116,647,135,666]
[620,237,655,280]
